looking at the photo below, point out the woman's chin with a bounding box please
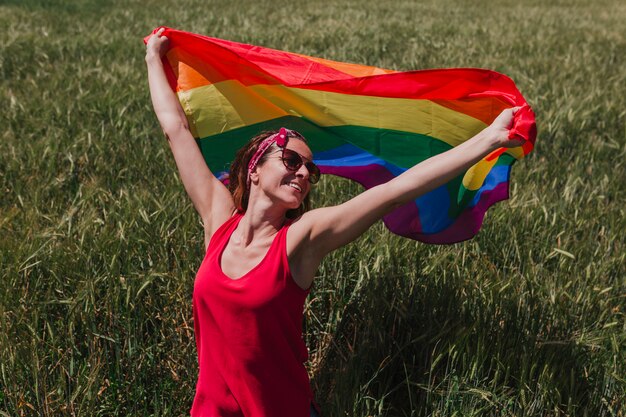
[281,191,304,208]
[286,200,302,210]
[282,196,304,210]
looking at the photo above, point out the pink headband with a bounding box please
[246,127,294,187]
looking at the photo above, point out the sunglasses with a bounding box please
[277,148,321,184]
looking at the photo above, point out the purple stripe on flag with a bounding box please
[320,164,423,235]
[415,181,510,244]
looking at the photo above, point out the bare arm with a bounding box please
[291,108,523,259]
[145,29,234,244]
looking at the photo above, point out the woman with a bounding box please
[146,28,523,417]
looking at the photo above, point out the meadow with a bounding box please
[1,0,624,415]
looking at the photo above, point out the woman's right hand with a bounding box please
[145,28,169,60]
[144,26,236,246]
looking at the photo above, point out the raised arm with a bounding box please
[292,108,524,259]
[145,29,234,244]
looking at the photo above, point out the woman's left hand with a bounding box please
[484,107,525,149]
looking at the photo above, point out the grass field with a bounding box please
[1,0,624,415]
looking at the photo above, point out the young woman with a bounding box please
[146,28,523,417]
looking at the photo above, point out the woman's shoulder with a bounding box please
[204,208,242,251]
[285,209,321,254]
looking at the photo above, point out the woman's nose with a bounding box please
[295,163,310,181]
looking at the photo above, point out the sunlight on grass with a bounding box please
[0,0,624,416]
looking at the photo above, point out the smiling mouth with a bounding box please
[288,182,302,192]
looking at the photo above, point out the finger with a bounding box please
[156,27,165,36]
[149,35,168,47]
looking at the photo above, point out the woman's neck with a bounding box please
[237,197,286,246]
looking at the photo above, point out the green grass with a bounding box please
[1,0,624,415]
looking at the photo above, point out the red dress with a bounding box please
[191,213,314,417]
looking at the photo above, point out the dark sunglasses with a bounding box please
[279,148,320,184]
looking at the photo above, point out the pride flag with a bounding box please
[145,27,536,244]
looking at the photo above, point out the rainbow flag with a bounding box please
[145,27,536,244]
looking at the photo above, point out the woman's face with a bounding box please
[252,138,313,210]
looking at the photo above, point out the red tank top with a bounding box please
[191,213,313,417]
